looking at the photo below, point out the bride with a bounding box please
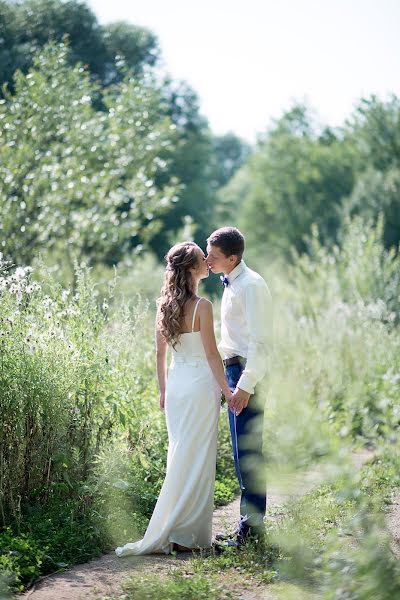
[115,241,233,556]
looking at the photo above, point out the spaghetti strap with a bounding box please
[191,298,202,332]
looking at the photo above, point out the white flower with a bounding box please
[9,283,19,294]
[42,297,53,308]
[15,267,27,280]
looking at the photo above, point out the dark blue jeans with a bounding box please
[226,363,266,537]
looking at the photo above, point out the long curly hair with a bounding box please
[157,241,199,349]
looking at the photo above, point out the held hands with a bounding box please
[222,389,234,407]
[229,387,251,416]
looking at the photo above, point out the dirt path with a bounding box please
[21,450,374,600]
[22,496,267,600]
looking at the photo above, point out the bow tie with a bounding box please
[220,275,229,288]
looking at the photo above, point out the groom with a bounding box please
[206,227,273,546]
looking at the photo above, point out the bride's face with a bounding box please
[192,246,209,280]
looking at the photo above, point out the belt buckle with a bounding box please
[224,355,246,368]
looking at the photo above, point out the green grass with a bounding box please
[105,571,235,600]
[183,447,400,598]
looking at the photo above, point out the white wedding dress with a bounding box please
[115,298,220,556]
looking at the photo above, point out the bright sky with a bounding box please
[87,0,400,142]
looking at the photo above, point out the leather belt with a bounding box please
[223,355,246,368]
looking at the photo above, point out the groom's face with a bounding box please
[206,243,237,275]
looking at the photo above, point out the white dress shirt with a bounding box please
[218,260,273,395]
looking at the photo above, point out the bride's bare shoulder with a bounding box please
[197,297,213,311]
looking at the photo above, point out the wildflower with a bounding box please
[14,267,26,280]
[42,297,53,308]
[9,283,19,294]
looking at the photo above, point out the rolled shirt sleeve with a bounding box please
[237,278,273,395]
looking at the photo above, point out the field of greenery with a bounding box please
[0,252,238,593]
[1,219,399,597]
[1,1,400,598]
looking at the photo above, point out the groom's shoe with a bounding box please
[214,526,265,553]
[213,536,245,554]
[215,528,240,542]
[213,529,250,553]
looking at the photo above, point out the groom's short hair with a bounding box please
[207,227,245,261]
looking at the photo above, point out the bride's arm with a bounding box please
[155,316,168,410]
[199,299,232,400]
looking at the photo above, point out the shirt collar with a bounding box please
[225,260,246,285]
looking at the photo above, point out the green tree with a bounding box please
[221,105,355,256]
[349,94,400,172]
[0,43,178,268]
[342,95,400,249]
[149,81,218,257]
[0,0,158,91]
[101,21,159,85]
[212,132,251,188]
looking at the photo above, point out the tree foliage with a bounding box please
[342,95,400,249]
[0,0,159,91]
[222,105,355,256]
[220,98,400,257]
[0,43,179,267]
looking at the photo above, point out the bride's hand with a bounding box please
[159,392,166,411]
[224,390,234,405]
